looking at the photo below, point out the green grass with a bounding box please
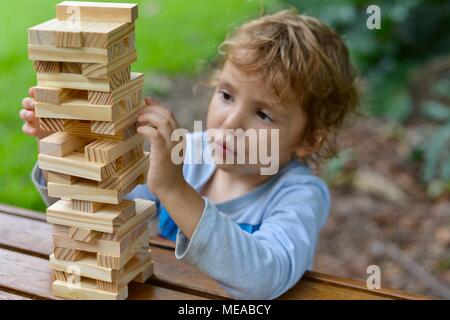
[0,0,277,211]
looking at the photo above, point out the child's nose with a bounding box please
[222,107,246,131]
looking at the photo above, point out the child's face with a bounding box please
[206,59,312,175]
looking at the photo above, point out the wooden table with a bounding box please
[0,204,430,300]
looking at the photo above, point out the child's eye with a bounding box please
[257,110,274,123]
[218,90,233,103]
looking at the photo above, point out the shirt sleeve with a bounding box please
[174,183,329,300]
[31,161,59,207]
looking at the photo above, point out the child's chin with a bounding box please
[214,162,264,175]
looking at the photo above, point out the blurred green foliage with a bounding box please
[0,0,276,211]
[286,0,450,191]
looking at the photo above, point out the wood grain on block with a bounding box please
[36,99,120,121]
[34,87,77,105]
[68,227,100,242]
[28,44,109,64]
[39,132,92,157]
[98,152,147,189]
[85,133,144,163]
[91,101,142,135]
[48,172,79,185]
[88,72,143,105]
[53,278,128,300]
[50,252,122,283]
[64,120,137,141]
[48,160,148,204]
[46,199,135,233]
[116,145,144,170]
[37,71,126,92]
[53,246,85,261]
[28,18,134,49]
[39,118,66,132]
[61,62,83,74]
[56,1,138,23]
[82,48,136,79]
[71,199,104,213]
[55,30,83,48]
[33,61,61,73]
[38,151,116,181]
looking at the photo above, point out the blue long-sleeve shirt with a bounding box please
[32,130,330,299]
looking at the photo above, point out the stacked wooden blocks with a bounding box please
[28,1,156,300]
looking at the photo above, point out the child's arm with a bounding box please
[137,100,330,299]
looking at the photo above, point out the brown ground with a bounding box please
[150,74,450,299]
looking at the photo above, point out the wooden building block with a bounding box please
[40,118,66,132]
[39,132,92,157]
[53,279,128,300]
[39,151,116,181]
[47,153,149,203]
[85,133,144,163]
[33,61,61,73]
[88,72,143,105]
[71,199,104,213]
[53,247,85,261]
[46,199,136,233]
[64,120,137,140]
[61,62,83,74]
[37,70,129,92]
[48,172,79,185]
[36,99,120,121]
[82,47,136,79]
[56,1,138,23]
[28,18,133,49]
[68,227,100,242]
[55,30,83,48]
[34,87,77,105]
[90,101,142,135]
[29,44,109,64]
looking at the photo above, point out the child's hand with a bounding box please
[20,87,50,139]
[137,97,187,198]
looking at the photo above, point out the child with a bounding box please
[21,9,359,299]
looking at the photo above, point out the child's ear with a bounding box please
[293,131,325,158]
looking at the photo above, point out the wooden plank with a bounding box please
[68,227,100,242]
[37,71,128,92]
[56,1,138,23]
[88,72,143,105]
[29,44,109,64]
[0,291,31,300]
[46,199,136,233]
[71,199,104,213]
[48,172,79,185]
[85,134,144,163]
[33,61,61,73]
[47,153,149,203]
[90,101,142,135]
[34,86,77,105]
[39,132,92,157]
[55,30,83,48]
[36,99,120,121]
[0,208,431,300]
[40,118,66,132]
[0,248,55,299]
[82,48,137,79]
[50,249,151,284]
[61,62,83,74]
[28,18,133,49]
[39,152,116,181]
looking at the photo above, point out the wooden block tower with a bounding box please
[28,1,156,300]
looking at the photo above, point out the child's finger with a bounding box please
[28,87,36,99]
[140,105,179,130]
[19,109,37,122]
[22,97,35,111]
[138,112,173,142]
[22,122,39,137]
[137,125,165,148]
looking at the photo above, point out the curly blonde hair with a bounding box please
[207,8,362,169]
